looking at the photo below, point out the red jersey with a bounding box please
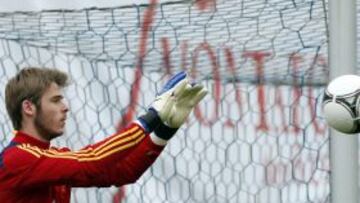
[0,122,164,203]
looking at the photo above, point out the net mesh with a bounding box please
[0,0,332,202]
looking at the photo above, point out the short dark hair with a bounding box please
[5,67,69,130]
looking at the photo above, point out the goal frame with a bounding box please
[329,0,359,202]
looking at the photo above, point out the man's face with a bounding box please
[34,82,68,140]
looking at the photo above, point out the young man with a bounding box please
[0,67,207,203]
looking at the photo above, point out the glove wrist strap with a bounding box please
[154,123,178,140]
[138,108,161,133]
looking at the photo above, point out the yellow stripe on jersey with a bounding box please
[77,125,141,154]
[78,133,145,161]
[18,144,79,160]
[17,145,41,158]
[17,125,146,161]
[45,130,144,158]
[89,130,144,156]
[48,125,140,156]
[18,132,145,161]
[44,125,141,156]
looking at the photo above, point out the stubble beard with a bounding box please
[34,110,63,141]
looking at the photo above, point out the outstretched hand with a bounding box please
[151,71,189,124]
[139,71,208,141]
[166,82,208,128]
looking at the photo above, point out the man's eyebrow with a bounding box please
[51,95,64,100]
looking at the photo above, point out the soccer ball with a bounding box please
[322,74,360,134]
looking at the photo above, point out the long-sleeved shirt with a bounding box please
[0,122,165,203]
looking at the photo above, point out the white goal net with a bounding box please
[0,0,350,202]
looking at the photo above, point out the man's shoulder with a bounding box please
[0,142,44,172]
[0,141,19,169]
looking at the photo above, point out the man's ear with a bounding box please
[22,100,36,117]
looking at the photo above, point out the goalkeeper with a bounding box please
[0,67,207,203]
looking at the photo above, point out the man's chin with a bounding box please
[52,130,64,138]
[43,130,64,141]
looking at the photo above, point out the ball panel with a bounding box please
[327,75,360,97]
[323,101,358,133]
[356,95,360,117]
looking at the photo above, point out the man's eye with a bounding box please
[52,97,63,102]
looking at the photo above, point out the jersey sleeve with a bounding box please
[1,122,165,188]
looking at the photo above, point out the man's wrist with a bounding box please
[154,123,178,140]
[138,108,162,133]
[149,133,168,146]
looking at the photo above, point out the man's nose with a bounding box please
[63,104,69,112]
[62,100,69,112]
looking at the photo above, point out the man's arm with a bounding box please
[0,71,207,190]
[1,122,164,189]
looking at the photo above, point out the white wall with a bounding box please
[0,0,177,11]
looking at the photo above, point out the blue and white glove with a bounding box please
[138,72,188,138]
[139,71,208,141]
[153,75,208,140]
[166,82,208,128]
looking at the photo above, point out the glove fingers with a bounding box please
[158,71,187,95]
[179,83,205,99]
[183,85,208,105]
[189,84,204,93]
[172,79,189,97]
[192,87,208,105]
[167,86,207,128]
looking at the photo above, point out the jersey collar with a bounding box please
[13,131,51,149]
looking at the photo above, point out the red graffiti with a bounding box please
[223,47,242,128]
[308,55,328,135]
[112,186,125,203]
[114,0,158,202]
[243,51,271,132]
[192,42,221,126]
[289,53,302,134]
[181,41,189,70]
[195,0,217,11]
[116,0,328,136]
[113,0,328,201]
[117,0,158,130]
[161,37,172,75]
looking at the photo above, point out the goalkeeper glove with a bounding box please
[154,81,208,140]
[164,82,208,128]
[138,71,188,134]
